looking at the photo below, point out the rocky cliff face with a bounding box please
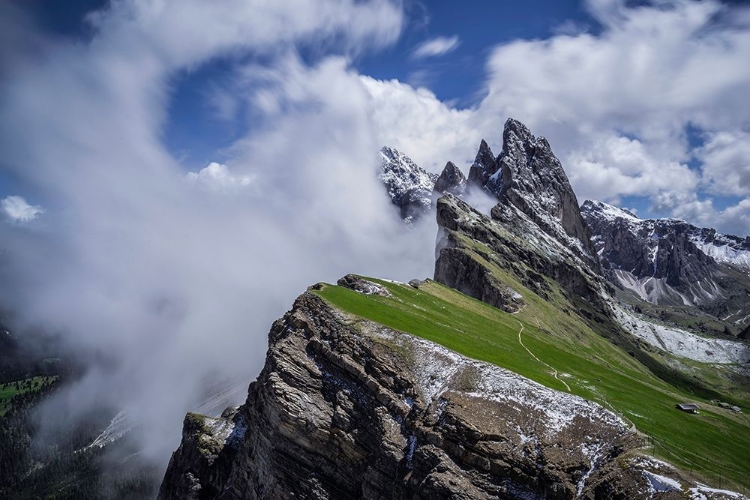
[467,119,597,263]
[434,194,608,325]
[378,146,438,223]
[160,286,655,500]
[433,119,611,312]
[581,200,750,320]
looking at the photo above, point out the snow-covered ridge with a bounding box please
[612,269,724,307]
[369,324,629,438]
[378,146,437,207]
[612,304,750,364]
[582,200,640,224]
[583,200,750,272]
[691,237,750,271]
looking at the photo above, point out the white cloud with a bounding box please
[658,194,750,236]
[360,76,480,173]
[412,35,460,59]
[186,162,253,191]
[1,195,44,222]
[566,135,699,203]
[697,130,750,197]
[0,0,410,469]
[474,0,750,234]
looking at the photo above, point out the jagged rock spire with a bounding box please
[467,139,498,189]
[377,146,437,222]
[468,118,598,261]
[434,161,467,196]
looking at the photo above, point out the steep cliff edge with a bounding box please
[581,200,750,330]
[468,119,597,265]
[160,289,650,500]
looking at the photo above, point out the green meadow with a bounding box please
[315,277,750,491]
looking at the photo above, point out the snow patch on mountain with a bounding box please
[378,146,437,222]
[612,304,750,364]
[370,325,629,439]
[612,269,726,307]
[691,237,750,271]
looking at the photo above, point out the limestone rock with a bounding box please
[337,274,393,297]
[434,161,467,196]
[159,292,648,499]
[466,120,598,265]
[581,200,750,319]
[467,140,498,190]
[378,146,437,223]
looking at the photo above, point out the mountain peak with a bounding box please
[502,117,534,147]
[492,119,598,262]
[582,199,750,308]
[581,200,640,223]
[434,161,467,195]
[467,140,498,189]
[377,146,437,222]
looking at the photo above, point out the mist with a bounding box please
[0,0,442,470]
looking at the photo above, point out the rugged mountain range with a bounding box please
[160,119,750,499]
[581,200,750,329]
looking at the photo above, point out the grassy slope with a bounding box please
[314,277,750,490]
[0,376,58,416]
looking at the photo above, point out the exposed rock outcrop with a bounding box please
[160,292,649,500]
[581,200,750,322]
[434,193,606,322]
[467,119,597,263]
[434,161,467,196]
[467,140,498,190]
[337,274,392,297]
[378,146,438,223]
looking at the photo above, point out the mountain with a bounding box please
[160,119,750,499]
[159,281,642,499]
[469,119,598,264]
[581,200,750,329]
[434,161,467,196]
[377,151,470,223]
[378,146,438,223]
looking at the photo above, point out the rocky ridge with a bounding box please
[581,200,750,326]
[467,119,597,264]
[160,119,750,499]
[160,290,651,500]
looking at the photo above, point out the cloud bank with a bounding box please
[0,0,433,470]
[1,196,44,223]
[478,0,750,234]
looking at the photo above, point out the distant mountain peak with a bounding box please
[377,146,437,222]
[582,199,750,316]
[467,139,498,189]
[434,161,467,196]
[580,200,640,223]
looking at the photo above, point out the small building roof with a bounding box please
[676,403,699,411]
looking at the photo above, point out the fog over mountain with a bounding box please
[0,0,435,466]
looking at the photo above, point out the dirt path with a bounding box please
[516,319,571,392]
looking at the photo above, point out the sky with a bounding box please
[1,0,750,473]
